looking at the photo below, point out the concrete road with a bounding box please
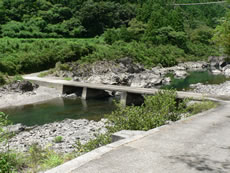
[72,101,230,173]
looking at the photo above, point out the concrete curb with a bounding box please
[45,100,225,173]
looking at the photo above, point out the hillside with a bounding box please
[0,0,228,84]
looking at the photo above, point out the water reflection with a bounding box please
[2,97,116,126]
[161,71,230,91]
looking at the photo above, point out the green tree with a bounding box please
[213,14,230,55]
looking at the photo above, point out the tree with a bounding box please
[213,14,230,55]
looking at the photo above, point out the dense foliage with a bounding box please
[0,0,135,38]
[0,0,228,78]
[0,39,95,75]
[107,90,185,131]
[213,12,230,56]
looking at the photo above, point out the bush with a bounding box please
[0,152,20,173]
[0,39,95,75]
[0,112,25,172]
[27,143,64,171]
[76,133,112,153]
[107,90,186,132]
[81,41,184,67]
[0,73,6,86]
[186,101,217,115]
[53,136,63,143]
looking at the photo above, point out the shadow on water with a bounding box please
[169,153,230,172]
[2,97,116,126]
[161,71,230,91]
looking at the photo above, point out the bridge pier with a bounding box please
[81,87,110,100]
[63,85,83,96]
[120,92,144,106]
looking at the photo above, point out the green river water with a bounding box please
[2,98,116,126]
[161,70,230,91]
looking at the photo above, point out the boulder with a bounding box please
[211,69,222,75]
[8,80,38,93]
[208,56,229,70]
[223,65,230,76]
[19,80,35,92]
[130,73,162,88]
[174,70,187,79]
[86,73,133,86]
[162,77,171,85]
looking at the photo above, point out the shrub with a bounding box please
[0,39,95,75]
[107,90,186,132]
[53,136,63,143]
[186,101,217,115]
[12,75,23,81]
[0,153,18,173]
[27,143,65,171]
[76,133,112,153]
[0,73,7,86]
[0,112,25,172]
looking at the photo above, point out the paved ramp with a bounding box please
[70,101,230,173]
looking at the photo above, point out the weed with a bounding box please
[64,77,72,81]
[53,136,63,143]
[76,133,112,154]
[186,100,217,116]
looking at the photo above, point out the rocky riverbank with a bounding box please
[51,58,210,88]
[50,56,230,88]
[191,81,230,96]
[1,118,107,153]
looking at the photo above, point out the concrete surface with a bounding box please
[23,75,222,101]
[0,86,61,109]
[70,101,230,173]
[45,100,230,173]
[112,130,147,142]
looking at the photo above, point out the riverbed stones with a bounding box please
[191,81,230,96]
[1,119,108,154]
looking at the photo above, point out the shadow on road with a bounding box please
[169,153,230,172]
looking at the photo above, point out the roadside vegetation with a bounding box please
[0,91,217,172]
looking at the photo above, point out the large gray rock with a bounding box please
[130,73,162,88]
[208,56,228,70]
[174,70,187,79]
[86,73,134,86]
[223,65,230,76]
[70,58,144,78]
[181,61,208,70]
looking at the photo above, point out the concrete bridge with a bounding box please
[23,76,220,105]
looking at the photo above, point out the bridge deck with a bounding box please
[22,76,215,101]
